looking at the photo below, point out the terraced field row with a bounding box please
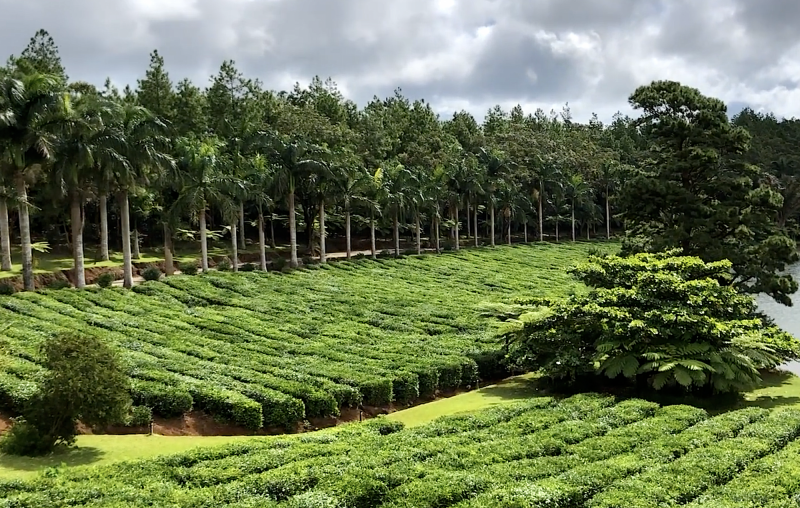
[2,394,799,507]
[0,243,607,429]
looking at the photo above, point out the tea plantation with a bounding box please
[0,244,609,429]
[2,393,799,507]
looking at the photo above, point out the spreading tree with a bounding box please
[619,80,798,305]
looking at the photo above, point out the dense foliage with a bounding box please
[2,394,800,506]
[620,81,798,305]
[0,332,131,455]
[0,243,601,429]
[498,251,800,393]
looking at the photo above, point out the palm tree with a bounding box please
[172,136,230,273]
[242,153,274,270]
[0,183,12,271]
[377,162,414,257]
[117,103,173,287]
[335,154,370,259]
[54,94,125,287]
[0,73,66,290]
[597,160,619,239]
[478,148,509,247]
[564,172,593,242]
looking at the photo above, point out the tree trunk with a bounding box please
[454,205,460,251]
[370,210,377,260]
[538,183,544,241]
[393,208,400,257]
[239,202,246,250]
[434,215,440,253]
[490,202,495,247]
[164,223,174,276]
[16,176,33,291]
[474,204,478,247]
[345,197,352,260]
[524,222,528,243]
[319,201,326,263]
[231,223,239,272]
[465,200,470,240]
[0,197,11,271]
[99,193,109,261]
[415,212,421,255]
[258,211,267,271]
[571,200,576,242]
[70,192,86,288]
[132,228,141,260]
[587,222,590,240]
[288,190,298,268]
[606,185,611,239]
[556,219,560,242]
[119,191,134,289]
[199,208,209,272]
[269,212,276,249]
[507,213,511,245]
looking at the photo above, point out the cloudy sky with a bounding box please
[2,0,799,123]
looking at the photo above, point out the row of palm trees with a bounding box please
[1,71,624,292]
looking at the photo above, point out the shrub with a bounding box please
[216,257,232,272]
[271,257,287,271]
[46,279,71,290]
[3,333,131,455]
[240,262,256,272]
[0,283,14,295]
[502,250,800,394]
[96,272,115,288]
[141,266,162,282]
[126,406,153,427]
[179,261,199,275]
[0,418,51,456]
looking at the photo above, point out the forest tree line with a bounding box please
[1,30,799,301]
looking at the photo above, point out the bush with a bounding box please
[126,406,153,427]
[96,272,115,288]
[216,257,232,272]
[141,266,162,282]
[0,418,51,456]
[179,261,199,275]
[3,332,132,455]
[0,283,14,295]
[271,257,287,271]
[240,262,256,272]
[46,279,71,290]
[502,251,800,394]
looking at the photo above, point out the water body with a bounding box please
[755,264,800,375]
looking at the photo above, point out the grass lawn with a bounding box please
[3,369,799,481]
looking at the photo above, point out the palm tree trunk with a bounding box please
[415,212,421,255]
[132,228,141,260]
[507,212,511,245]
[99,193,109,261]
[524,222,528,243]
[587,222,590,241]
[70,193,86,288]
[199,208,209,272]
[239,202,246,250]
[319,201,326,263]
[556,219,560,242]
[434,215,440,253]
[16,176,33,291]
[0,197,11,271]
[571,200,576,242]
[345,197,351,260]
[231,223,239,272]
[393,208,400,257]
[370,210,377,260]
[538,183,544,241]
[258,210,267,271]
[605,185,611,239]
[269,212,276,249]
[454,205,460,251]
[288,190,298,268]
[119,191,134,289]
[474,204,478,247]
[465,199,470,240]
[490,202,495,247]
[164,223,174,276]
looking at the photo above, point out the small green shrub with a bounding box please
[46,279,71,290]
[301,256,314,266]
[126,406,153,427]
[0,283,14,295]
[216,257,232,272]
[0,418,50,456]
[96,272,115,288]
[240,262,256,272]
[141,266,162,282]
[178,261,199,275]
[271,257,287,271]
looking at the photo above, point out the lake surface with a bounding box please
[755,263,800,375]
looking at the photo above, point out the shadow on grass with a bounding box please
[475,374,546,400]
[0,445,104,473]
